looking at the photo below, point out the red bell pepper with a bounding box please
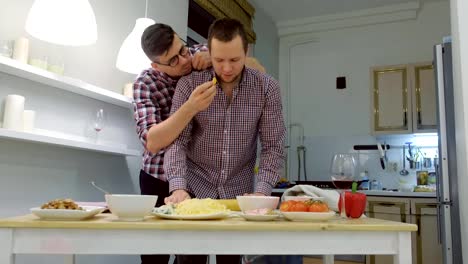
[338,182,367,218]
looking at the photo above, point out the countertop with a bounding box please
[272,188,436,198]
[0,214,417,232]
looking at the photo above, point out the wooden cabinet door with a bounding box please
[366,197,412,264]
[371,65,412,134]
[411,63,437,132]
[411,199,442,264]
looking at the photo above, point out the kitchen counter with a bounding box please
[0,214,416,264]
[362,190,436,198]
[272,188,436,198]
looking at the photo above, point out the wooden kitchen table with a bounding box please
[0,214,417,264]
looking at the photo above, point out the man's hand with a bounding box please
[165,190,191,204]
[243,192,266,196]
[192,51,212,70]
[185,81,216,114]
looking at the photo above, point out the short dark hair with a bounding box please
[207,18,248,54]
[141,23,175,61]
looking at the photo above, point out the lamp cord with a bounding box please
[145,0,148,18]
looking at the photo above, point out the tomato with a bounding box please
[279,200,296,212]
[289,202,308,212]
[308,200,329,212]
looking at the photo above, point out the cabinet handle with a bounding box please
[404,112,408,126]
[436,204,442,244]
[376,202,397,207]
[418,111,422,125]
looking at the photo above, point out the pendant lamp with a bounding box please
[116,0,155,74]
[25,0,97,46]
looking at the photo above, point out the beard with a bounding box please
[218,71,242,84]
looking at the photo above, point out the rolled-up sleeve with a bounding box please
[163,76,194,193]
[133,80,162,149]
[256,78,286,195]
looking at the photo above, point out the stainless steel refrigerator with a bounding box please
[434,37,463,264]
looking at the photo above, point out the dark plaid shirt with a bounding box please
[164,68,286,198]
[133,44,207,181]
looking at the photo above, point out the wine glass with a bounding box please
[330,153,357,218]
[93,109,106,140]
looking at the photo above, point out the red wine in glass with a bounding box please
[332,180,354,189]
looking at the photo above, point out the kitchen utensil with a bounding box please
[377,142,386,170]
[384,142,388,162]
[353,144,391,150]
[400,145,409,176]
[423,157,432,168]
[91,181,111,194]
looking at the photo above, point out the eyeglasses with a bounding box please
[154,39,189,67]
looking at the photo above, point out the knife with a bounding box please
[377,142,386,170]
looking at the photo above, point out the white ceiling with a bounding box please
[250,0,442,23]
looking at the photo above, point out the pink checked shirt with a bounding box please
[164,68,286,198]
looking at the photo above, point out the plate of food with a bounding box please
[239,209,279,221]
[31,199,105,220]
[152,198,230,220]
[279,199,335,221]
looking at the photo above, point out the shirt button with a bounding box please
[223,151,227,155]
[221,170,225,174]
[224,130,227,134]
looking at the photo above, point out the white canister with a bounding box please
[3,94,25,130]
[23,110,36,131]
[123,83,133,98]
[12,37,29,64]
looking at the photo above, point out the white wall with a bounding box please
[252,2,279,79]
[0,0,189,93]
[280,1,450,183]
[0,1,188,263]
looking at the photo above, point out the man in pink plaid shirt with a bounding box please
[164,17,286,264]
[164,18,285,205]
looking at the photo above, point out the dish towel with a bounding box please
[281,185,340,212]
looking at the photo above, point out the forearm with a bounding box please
[256,149,284,195]
[146,102,197,153]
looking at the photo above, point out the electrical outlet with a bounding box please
[386,162,398,173]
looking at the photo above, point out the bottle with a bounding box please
[359,170,370,190]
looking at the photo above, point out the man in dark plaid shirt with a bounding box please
[133,23,216,264]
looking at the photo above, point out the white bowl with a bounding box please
[283,196,325,202]
[236,196,279,212]
[105,194,157,221]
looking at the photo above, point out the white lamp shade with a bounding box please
[116,18,155,74]
[25,0,97,46]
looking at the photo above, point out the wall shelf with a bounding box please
[0,128,141,156]
[0,56,133,109]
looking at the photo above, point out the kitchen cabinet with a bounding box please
[365,196,442,264]
[370,62,437,134]
[411,198,443,264]
[366,196,412,264]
